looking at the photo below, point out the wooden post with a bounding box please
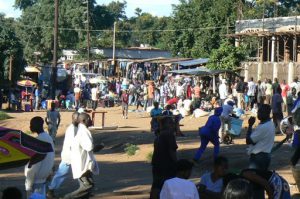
[295,16,297,62]
[51,0,59,100]
[212,75,216,94]
[284,37,290,62]
[297,36,300,62]
[267,38,270,62]
[271,36,276,62]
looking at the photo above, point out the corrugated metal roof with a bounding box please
[175,58,209,67]
[168,67,229,76]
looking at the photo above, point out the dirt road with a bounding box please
[0,107,299,198]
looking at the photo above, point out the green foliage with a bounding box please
[0,111,12,121]
[165,0,237,58]
[207,40,246,70]
[15,0,123,63]
[124,143,139,156]
[11,0,300,67]
[0,14,25,84]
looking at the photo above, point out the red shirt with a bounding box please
[121,93,129,104]
[186,85,192,98]
[167,97,178,105]
[281,84,289,97]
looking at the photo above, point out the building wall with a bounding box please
[241,62,300,83]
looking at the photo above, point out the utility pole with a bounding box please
[9,55,12,81]
[86,0,90,70]
[112,21,116,76]
[51,0,59,100]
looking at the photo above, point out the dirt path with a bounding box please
[0,107,299,198]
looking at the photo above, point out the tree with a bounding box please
[14,0,126,63]
[165,0,238,58]
[135,8,142,17]
[207,40,246,70]
[0,14,25,84]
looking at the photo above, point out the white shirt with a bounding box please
[74,87,80,93]
[219,83,227,100]
[200,172,223,193]
[290,82,300,93]
[248,120,275,154]
[91,87,99,101]
[176,84,185,97]
[247,81,256,96]
[24,132,54,191]
[61,124,76,164]
[160,177,199,199]
[183,99,192,111]
[70,123,99,179]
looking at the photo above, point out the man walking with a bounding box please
[246,104,275,170]
[247,77,256,109]
[121,90,129,119]
[34,85,40,110]
[25,117,54,198]
[272,87,283,133]
[74,84,81,109]
[47,112,79,199]
[281,80,290,112]
[218,79,227,106]
[63,112,99,199]
[236,77,246,109]
[91,85,99,111]
[45,102,61,141]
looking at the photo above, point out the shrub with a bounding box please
[124,143,139,156]
[0,111,12,121]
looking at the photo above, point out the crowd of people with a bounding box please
[148,75,300,199]
[4,72,300,199]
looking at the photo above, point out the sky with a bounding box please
[0,0,180,18]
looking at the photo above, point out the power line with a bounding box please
[14,23,235,33]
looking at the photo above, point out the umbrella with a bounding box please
[0,127,53,170]
[17,80,37,87]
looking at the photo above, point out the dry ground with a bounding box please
[0,106,300,198]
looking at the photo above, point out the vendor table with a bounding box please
[91,111,107,128]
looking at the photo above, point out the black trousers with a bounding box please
[92,100,98,111]
[63,171,94,199]
[273,112,283,129]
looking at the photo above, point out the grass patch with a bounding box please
[146,151,153,162]
[0,111,12,121]
[124,143,139,156]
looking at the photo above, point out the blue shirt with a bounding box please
[151,108,162,117]
[35,89,39,97]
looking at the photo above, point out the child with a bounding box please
[193,107,223,162]
[197,156,228,199]
[45,102,61,141]
[160,159,199,199]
